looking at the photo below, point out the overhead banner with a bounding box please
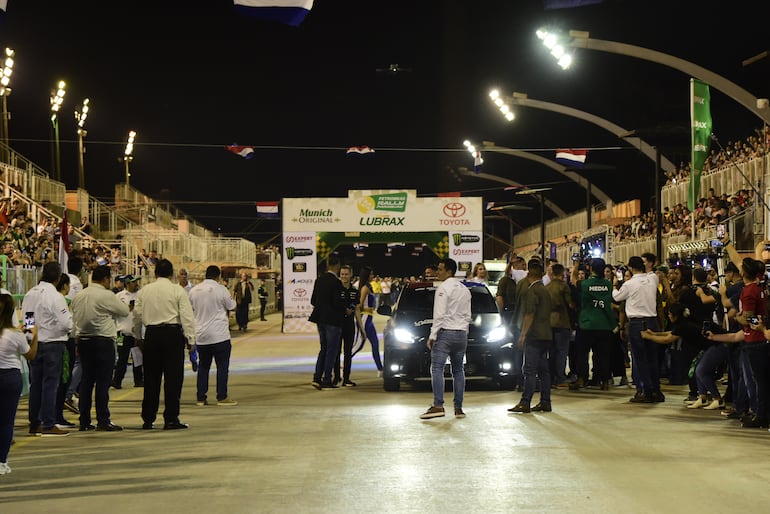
[282,190,484,333]
[689,78,712,211]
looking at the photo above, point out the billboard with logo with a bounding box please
[282,190,483,333]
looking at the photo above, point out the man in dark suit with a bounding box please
[308,254,347,389]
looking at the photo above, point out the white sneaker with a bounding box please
[0,462,10,475]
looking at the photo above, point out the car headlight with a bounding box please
[393,327,418,344]
[485,325,507,343]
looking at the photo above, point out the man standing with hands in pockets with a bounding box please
[420,258,472,419]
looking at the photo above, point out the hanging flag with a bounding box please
[346,146,375,155]
[234,0,313,27]
[689,78,712,211]
[473,151,483,173]
[225,144,255,160]
[59,210,69,274]
[555,149,587,168]
[256,201,280,218]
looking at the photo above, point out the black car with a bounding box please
[376,280,515,391]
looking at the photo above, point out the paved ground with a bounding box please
[3,313,770,513]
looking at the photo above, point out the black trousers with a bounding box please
[259,300,267,320]
[334,319,355,382]
[141,325,186,425]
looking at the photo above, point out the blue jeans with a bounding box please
[521,339,552,405]
[628,317,660,394]
[313,324,342,385]
[0,368,22,463]
[197,341,232,402]
[551,328,571,385]
[28,342,65,429]
[78,338,116,427]
[744,342,770,421]
[695,343,729,397]
[729,344,751,414]
[430,329,468,409]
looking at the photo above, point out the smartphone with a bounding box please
[23,312,35,332]
[616,270,624,281]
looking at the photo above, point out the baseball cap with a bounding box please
[654,265,669,273]
[115,275,127,282]
[124,275,141,283]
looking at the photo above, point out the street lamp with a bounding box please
[536,28,770,124]
[50,80,66,182]
[74,98,89,190]
[123,130,136,186]
[0,48,14,162]
[488,89,677,175]
[462,139,484,172]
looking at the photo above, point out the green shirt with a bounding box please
[519,279,553,341]
[579,275,616,330]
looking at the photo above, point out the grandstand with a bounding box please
[497,126,769,268]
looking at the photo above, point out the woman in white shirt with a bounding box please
[0,294,38,475]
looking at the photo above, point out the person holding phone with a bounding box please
[0,294,38,474]
[21,261,73,436]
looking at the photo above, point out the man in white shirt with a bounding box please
[22,262,73,436]
[420,258,472,420]
[112,275,143,388]
[189,266,238,406]
[71,265,130,431]
[612,255,661,403]
[133,259,196,430]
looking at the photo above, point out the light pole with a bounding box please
[515,188,552,263]
[489,89,677,175]
[0,48,14,163]
[536,28,770,124]
[74,98,89,190]
[50,80,66,182]
[123,130,136,186]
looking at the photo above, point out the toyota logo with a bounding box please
[293,288,308,298]
[443,202,466,218]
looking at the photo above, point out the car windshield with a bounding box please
[397,284,498,315]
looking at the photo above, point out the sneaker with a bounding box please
[555,382,570,389]
[454,408,466,418]
[63,398,79,414]
[508,403,531,413]
[195,399,209,406]
[111,381,122,390]
[531,402,552,412]
[342,380,357,387]
[0,462,10,475]
[40,426,70,437]
[96,423,123,432]
[651,391,666,403]
[311,381,322,390]
[217,398,238,406]
[420,406,445,419]
[28,425,42,437]
[56,420,77,429]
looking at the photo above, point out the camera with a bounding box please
[572,253,580,262]
[23,312,35,332]
[747,316,760,325]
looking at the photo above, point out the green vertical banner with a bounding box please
[689,78,712,211]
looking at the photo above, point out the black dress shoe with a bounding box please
[741,416,769,428]
[163,421,189,430]
[531,402,552,412]
[96,423,123,432]
[142,423,154,430]
[79,424,96,431]
[320,382,338,389]
[111,382,122,389]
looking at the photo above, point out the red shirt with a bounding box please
[740,282,766,343]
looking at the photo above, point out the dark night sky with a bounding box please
[1,0,768,243]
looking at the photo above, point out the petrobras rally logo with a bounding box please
[356,192,407,214]
[285,247,313,260]
[452,233,480,246]
[441,202,469,226]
